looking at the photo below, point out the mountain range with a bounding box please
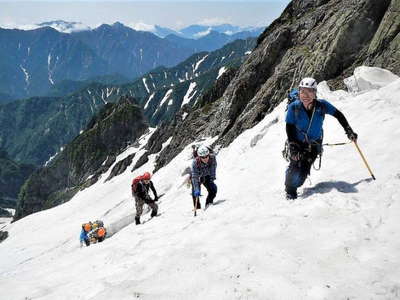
[0,38,256,166]
[35,20,263,39]
[0,22,262,100]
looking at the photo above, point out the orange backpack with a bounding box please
[82,223,92,232]
[97,227,106,238]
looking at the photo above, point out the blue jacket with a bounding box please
[285,99,337,143]
[191,154,217,190]
[80,229,89,242]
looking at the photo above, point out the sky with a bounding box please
[0,1,291,30]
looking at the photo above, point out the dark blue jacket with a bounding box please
[285,99,336,143]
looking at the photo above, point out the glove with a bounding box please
[289,142,302,161]
[193,189,201,197]
[154,196,159,202]
[345,126,358,141]
[144,197,154,204]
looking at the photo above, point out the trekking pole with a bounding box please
[353,141,376,180]
[194,197,199,217]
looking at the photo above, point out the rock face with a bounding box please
[0,230,8,243]
[148,0,399,170]
[14,96,148,220]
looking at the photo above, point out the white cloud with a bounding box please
[126,22,155,32]
[0,22,40,30]
[193,28,212,38]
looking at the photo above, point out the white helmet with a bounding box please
[299,77,318,90]
[197,145,210,157]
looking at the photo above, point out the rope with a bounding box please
[322,141,351,146]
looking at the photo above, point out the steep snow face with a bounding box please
[1,67,400,300]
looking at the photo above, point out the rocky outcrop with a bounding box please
[365,0,400,73]
[15,96,148,220]
[0,230,8,243]
[106,153,135,182]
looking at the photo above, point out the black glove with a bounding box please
[345,126,358,141]
[154,196,159,202]
[289,142,302,161]
[144,196,154,204]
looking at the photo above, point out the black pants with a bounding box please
[192,175,217,208]
[285,142,321,195]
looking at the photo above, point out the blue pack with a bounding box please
[288,88,299,104]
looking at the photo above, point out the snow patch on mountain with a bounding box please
[217,66,227,79]
[159,89,173,107]
[144,93,155,110]
[344,66,399,93]
[142,77,150,94]
[19,65,30,87]
[194,54,209,73]
[181,82,197,107]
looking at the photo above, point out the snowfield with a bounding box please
[1,67,400,300]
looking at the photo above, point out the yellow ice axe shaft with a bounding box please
[353,141,376,180]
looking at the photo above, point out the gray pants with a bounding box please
[134,194,158,217]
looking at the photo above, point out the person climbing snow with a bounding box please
[191,145,217,209]
[131,172,159,225]
[284,77,358,200]
[79,220,107,247]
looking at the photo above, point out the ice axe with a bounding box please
[353,141,376,180]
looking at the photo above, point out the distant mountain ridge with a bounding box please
[0,24,195,100]
[33,20,264,39]
[0,22,262,100]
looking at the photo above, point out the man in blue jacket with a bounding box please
[191,145,217,209]
[285,77,358,200]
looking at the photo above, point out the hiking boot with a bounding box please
[285,186,297,201]
[286,192,297,200]
[135,216,140,225]
[150,210,158,218]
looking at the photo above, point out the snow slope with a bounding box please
[1,67,400,300]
